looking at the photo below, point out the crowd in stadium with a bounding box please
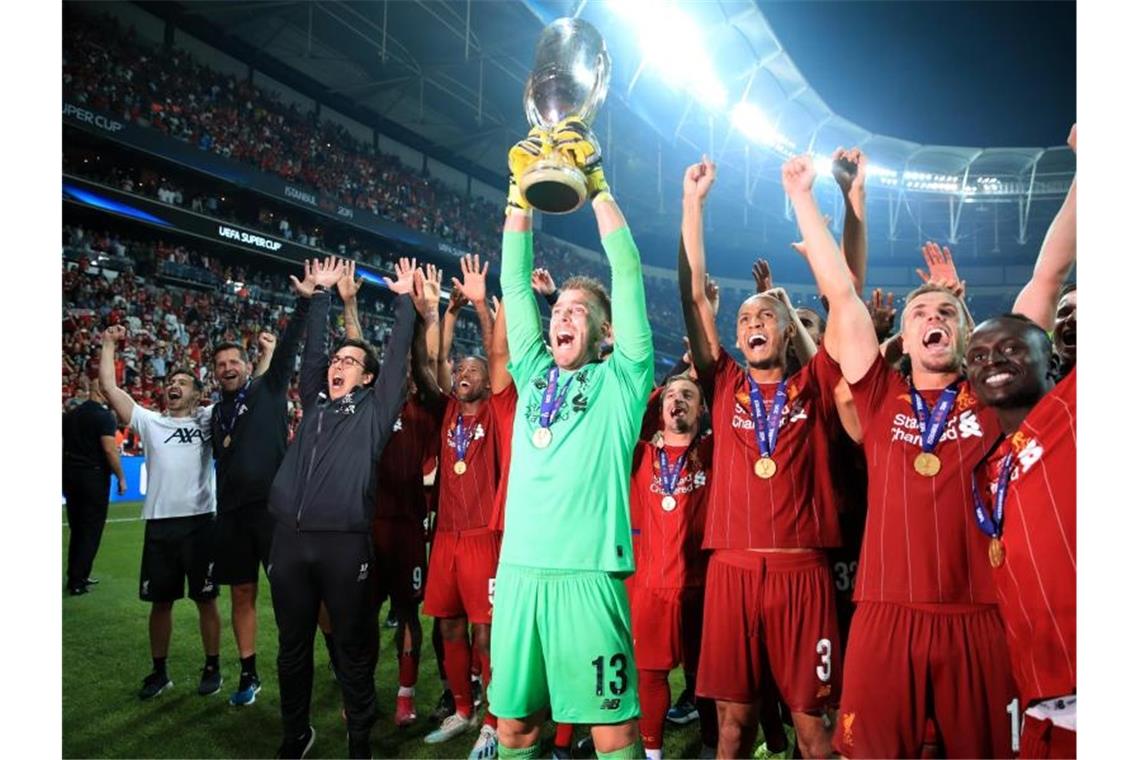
[62,6,1076,760]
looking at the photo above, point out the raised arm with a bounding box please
[253,331,275,379]
[782,155,878,383]
[488,295,512,394]
[373,263,418,443]
[451,254,494,360]
[438,288,468,397]
[915,241,974,326]
[679,157,721,373]
[98,325,136,425]
[1013,124,1076,330]
[337,260,365,341]
[593,193,652,365]
[410,263,444,405]
[832,147,869,297]
[291,257,343,410]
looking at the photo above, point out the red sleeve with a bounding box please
[799,346,847,423]
[697,349,737,397]
[846,352,895,431]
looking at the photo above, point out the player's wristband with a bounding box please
[543,288,561,307]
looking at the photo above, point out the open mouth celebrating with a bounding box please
[746,333,768,350]
[556,331,574,348]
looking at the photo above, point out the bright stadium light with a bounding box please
[608,0,727,109]
[730,101,794,153]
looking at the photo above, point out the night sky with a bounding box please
[758,1,1075,148]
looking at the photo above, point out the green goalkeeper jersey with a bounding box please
[500,226,655,573]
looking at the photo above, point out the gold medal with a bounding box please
[661,495,677,511]
[988,538,1006,569]
[913,452,941,477]
[532,427,553,449]
[223,435,232,449]
[454,460,467,476]
[754,457,777,479]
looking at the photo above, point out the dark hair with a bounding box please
[168,368,203,391]
[1059,282,1077,297]
[333,338,380,383]
[797,306,827,335]
[212,341,249,364]
[456,355,489,374]
[560,275,612,323]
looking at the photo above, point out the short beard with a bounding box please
[667,416,693,436]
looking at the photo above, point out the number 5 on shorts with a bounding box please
[816,638,832,681]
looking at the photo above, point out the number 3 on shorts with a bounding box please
[815,638,832,682]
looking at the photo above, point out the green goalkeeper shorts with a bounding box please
[488,563,640,724]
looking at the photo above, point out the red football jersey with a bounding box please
[630,434,714,588]
[700,348,844,550]
[487,384,517,533]
[849,354,1002,604]
[980,369,1076,703]
[375,396,443,520]
[436,394,507,532]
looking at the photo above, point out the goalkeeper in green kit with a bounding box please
[489,119,654,760]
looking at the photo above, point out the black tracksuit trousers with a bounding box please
[63,467,110,589]
[268,524,379,736]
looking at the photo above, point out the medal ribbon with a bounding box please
[657,447,687,497]
[219,379,251,440]
[538,365,575,431]
[454,414,475,463]
[909,381,960,453]
[972,451,1015,538]
[746,378,787,458]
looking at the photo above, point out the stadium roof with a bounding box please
[148,0,1073,204]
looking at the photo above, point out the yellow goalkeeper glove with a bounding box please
[552,116,608,198]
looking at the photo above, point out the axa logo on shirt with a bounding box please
[889,409,982,445]
[163,427,210,445]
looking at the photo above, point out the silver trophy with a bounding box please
[520,18,611,214]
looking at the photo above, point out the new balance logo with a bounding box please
[141,580,149,596]
[357,562,370,582]
[600,698,622,710]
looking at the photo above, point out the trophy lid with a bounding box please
[523,17,611,129]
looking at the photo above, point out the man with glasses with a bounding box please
[266,257,417,760]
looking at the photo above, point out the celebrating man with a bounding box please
[210,306,307,707]
[267,257,416,759]
[99,325,221,701]
[966,124,1076,758]
[679,157,843,759]
[490,120,654,760]
[782,153,1018,758]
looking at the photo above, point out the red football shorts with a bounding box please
[696,549,840,712]
[833,601,1018,758]
[371,516,427,612]
[632,585,705,672]
[1020,713,1076,759]
[422,528,500,625]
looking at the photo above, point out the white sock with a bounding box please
[645,749,663,760]
[397,686,415,697]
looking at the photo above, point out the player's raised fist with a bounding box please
[781,154,816,196]
[683,156,716,203]
[102,324,126,345]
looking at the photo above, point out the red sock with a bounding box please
[442,637,473,717]
[479,647,495,727]
[638,669,670,750]
[554,723,574,748]
[397,650,419,689]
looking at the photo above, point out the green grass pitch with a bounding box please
[62,502,706,758]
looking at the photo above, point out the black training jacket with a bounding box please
[268,289,413,533]
[211,296,308,511]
